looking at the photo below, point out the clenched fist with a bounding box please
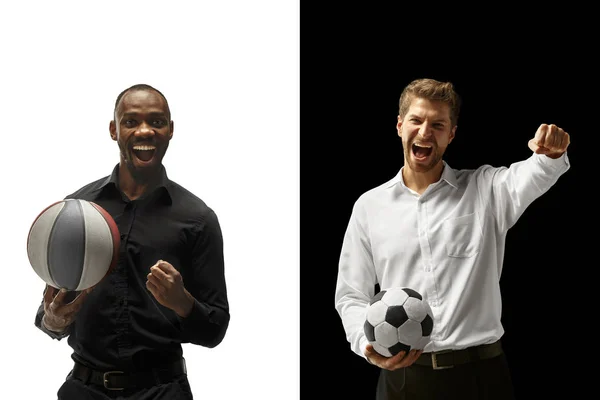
[146,260,195,318]
[528,123,570,159]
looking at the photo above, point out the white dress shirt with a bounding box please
[334,152,570,359]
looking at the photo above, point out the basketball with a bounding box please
[27,199,120,291]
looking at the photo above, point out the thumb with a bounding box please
[528,139,548,154]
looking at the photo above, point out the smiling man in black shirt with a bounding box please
[34,83,229,399]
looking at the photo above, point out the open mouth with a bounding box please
[412,143,433,160]
[132,145,156,163]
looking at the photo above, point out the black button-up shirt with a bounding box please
[35,164,229,371]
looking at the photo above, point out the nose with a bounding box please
[418,123,433,139]
[135,122,155,139]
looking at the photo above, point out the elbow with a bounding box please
[196,311,230,348]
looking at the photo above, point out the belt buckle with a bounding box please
[103,371,125,390]
[431,351,454,370]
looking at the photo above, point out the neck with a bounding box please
[118,163,161,201]
[402,160,444,195]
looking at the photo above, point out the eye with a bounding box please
[124,119,137,127]
[152,119,166,127]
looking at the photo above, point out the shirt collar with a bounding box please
[386,160,459,190]
[98,164,173,204]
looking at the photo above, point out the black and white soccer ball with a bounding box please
[364,286,434,357]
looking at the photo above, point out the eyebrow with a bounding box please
[407,114,448,123]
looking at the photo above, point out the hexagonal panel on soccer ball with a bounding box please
[366,299,389,327]
[373,321,400,348]
[396,319,423,347]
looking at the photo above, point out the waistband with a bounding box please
[71,358,187,391]
[414,340,503,370]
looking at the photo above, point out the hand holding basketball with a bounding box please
[528,123,570,159]
[146,260,194,317]
[42,284,92,333]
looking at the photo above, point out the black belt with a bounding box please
[71,358,187,391]
[414,340,503,370]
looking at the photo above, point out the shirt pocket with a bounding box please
[442,213,482,258]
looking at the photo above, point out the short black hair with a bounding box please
[113,83,171,120]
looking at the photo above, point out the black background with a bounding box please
[301,7,593,400]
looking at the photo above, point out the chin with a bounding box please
[408,158,440,173]
[127,159,161,178]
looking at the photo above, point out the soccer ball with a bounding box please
[364,286,434,357]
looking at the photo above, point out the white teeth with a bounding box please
[133,145,156,151]
[414,143,432,148]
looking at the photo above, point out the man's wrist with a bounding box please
[545,151,565,159]
[175,290,195,318]
[42,314,67,334]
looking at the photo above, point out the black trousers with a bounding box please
[56,371,193,400]
[376,353,515,400]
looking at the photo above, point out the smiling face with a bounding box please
[397,97,456,174]
[109,89,173,180]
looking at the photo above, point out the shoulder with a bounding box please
[166,180,219,223]
[352,176,397,213]
[64,176,110,200]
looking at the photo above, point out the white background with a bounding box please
[0,1,299,399]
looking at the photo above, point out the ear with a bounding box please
[168,120,174,140]
[396,115,403,138]
[448,125,457,144]
[109,120,117,141]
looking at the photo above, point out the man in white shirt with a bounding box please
[334,78,570,400]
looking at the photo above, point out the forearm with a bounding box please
[335,277,373,359]
[487,152,570,231]
[335,207,378,359]
[178,297,230,347]
[181,209,230,347]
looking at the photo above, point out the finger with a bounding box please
[389,349,407,362]
[528,138,547,154]
[150,265,170,281]
[62,290,91,314]
[405,349,423,365]
[146,280,160,298]
[386,351,409,370]
[43,285,58,305]
[52,288,69,306]
[364,344,384,364]
[155,260,175,274]
[147,272,167,290]
[544,124,560,149]
[533,124,549,146]
[556,129,570,151]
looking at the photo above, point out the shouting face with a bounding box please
[110,89,173,179]
[397,97,456,173]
